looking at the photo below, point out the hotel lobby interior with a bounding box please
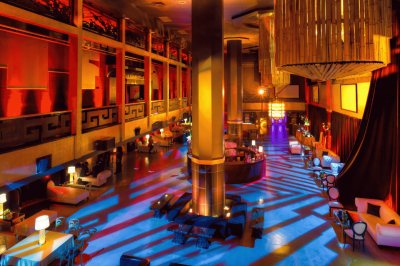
[0,0,399,265]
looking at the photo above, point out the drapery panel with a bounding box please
[336,2,400,211]
[331,112,361,162]
[307,104,327,141]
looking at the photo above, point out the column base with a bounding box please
[191,159,225,217]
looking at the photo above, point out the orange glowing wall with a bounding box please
[0,30,69,118]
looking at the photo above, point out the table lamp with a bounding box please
[35,215,49,245]
[258,146,264,153]
[251,140,256,146]
[0,193,6,217]
[67,166,76,183]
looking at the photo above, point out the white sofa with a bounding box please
[321,154,340,168]
[355,197,400,247]
[81,169,112,186]
[47,181,89,205]
[289,140,302,155]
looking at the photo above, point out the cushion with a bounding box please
[388,219,396,225]
[47,180,55,188]
[367,203,381,217]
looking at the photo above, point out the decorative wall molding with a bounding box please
[125,102,146,122]
[169,98,180,111]
[151,100,166,114]
[82,106,118,133]
[0,111,71,153]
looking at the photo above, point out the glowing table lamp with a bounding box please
[0,193,6,217]
[67,166,76,184]
[258,146,264,153]
[251,140,256,146]
[35,215,49,245]
[184,118,187,123]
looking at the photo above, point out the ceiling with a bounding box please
[84,0,274,52]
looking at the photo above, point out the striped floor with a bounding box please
[58,124,399,266]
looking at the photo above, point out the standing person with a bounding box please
[115,146,123,174]
[148,135,154,153]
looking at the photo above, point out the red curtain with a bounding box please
[307,104,327,141]
[331,112,361,162]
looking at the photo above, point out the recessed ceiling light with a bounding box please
[178,1,186,4]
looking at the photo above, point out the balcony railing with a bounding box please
[2,0,72,24]
[169,98,180,111]
[125,102,146,122]
[151,100,166,114]
[0,111,71,153]
[181,98,188,108]
[82,106,118,133]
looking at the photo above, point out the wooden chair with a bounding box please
[327,187,344,216]
[344,221,367,251]
[323,174,336,191]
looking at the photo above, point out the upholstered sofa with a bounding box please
[289,140,302,155]
[81,169,112,187]
[315,146,341,168]
[355,197,400,247]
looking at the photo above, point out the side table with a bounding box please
[0,212,25,232]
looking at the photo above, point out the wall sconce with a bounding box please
[258,146,264,153]
[251,140,256,146]
[0,193,6,217]
[67,166,75,184]
[35,215,50,245]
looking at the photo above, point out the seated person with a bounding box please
[79,162,91,177]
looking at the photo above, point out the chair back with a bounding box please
[328,187,340,201]
[352,221,367,238]
[326,174,336,187]
[55,216,66,232]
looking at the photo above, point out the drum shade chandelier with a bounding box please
[274,0,392,80]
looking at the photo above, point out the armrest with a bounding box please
[376,223,400,237]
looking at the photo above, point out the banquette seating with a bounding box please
[80,169,112,187]
[354,197,400,247]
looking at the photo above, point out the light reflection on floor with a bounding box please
[61,126,399,266]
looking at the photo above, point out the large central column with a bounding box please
[226,40,243,145]
[191,0,225,217]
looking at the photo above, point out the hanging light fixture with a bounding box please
[274,0,392,80]
[268,97,285,120]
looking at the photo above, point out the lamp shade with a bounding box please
[67,166,76,174]
[35,215,50,230]
[160,128,164,133]
[251,140,256,146]
[0,193,6,204]
[258,146,264,153]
